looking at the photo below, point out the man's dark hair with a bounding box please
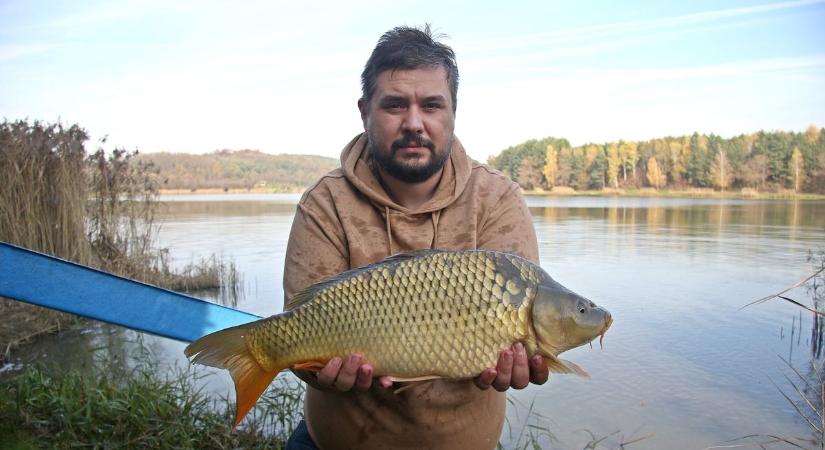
[361,24,459,112]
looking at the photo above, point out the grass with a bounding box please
[0,342,304,449]
[499,397,558,449]
[499,395,653,449]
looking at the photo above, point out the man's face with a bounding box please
[359,67,456,183]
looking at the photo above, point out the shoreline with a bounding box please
[159,187,825,200]
[159,187,305,195]
[522,188,825,200]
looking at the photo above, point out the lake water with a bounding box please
[12,193,825,449]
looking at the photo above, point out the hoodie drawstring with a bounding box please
[431,210,441,249]
[384,206,394,255]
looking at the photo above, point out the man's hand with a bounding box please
[474,343,549,391]
[315,353,393,392]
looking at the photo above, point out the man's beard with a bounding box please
[370,132,453,183]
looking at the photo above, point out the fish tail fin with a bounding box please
[185,324,282,426]
[545,355,590,378]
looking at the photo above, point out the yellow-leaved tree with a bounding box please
[646,157,666,189]
[790,147,805,192]
[606,143,620,189]
[543,144,557,189]
[709,149,731,191]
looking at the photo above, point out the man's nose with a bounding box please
[402,106,424,133]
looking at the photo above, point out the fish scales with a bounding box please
[245,251,539,379]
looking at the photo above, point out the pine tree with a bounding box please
[589,147,608,189]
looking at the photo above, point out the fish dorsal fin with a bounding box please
[378,249,447,263]
[285,249,448,310]
[545,355,590,378]
[285,278,338,310]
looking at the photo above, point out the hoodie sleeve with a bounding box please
[283,188,350,311]
[477,182,539,264]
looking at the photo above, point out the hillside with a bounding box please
[136,150,339,191]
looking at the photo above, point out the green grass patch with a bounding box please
[0,359,304,449]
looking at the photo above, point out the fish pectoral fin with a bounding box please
[545,355,590,378]
[291,361,326,372]
[387,375,441,383]
[389,376,440,394]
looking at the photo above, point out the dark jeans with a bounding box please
[285,419,319,450]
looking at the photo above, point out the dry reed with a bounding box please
[0,119,236,353]
[729,250,825,449]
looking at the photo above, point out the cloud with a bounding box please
[0,43,52,62]
[459,0,825,54]
[467,54,825,86]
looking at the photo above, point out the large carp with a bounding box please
[185,249,612,425]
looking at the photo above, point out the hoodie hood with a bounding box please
[340,133,472,214]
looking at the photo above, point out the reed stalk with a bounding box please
[0,119,237,353]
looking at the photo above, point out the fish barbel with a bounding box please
[185,249,612,425]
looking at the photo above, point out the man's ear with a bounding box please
[357,98,368,130]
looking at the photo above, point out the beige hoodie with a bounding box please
[283,133,538,450]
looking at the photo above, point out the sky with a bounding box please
[1,0,824,162]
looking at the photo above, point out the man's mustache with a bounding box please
[391,133,435,152]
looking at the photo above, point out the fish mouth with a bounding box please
[598,312,613,349]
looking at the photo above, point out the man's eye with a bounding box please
[385,103,403,111]
[424,103,442,110]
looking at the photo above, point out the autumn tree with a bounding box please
[789,147,805,192]
[606,143,620,188]
[646,157,666,188]
[543,144,558,189]
[617,141,638,185]
[557,147,573,187]
[742,154,769,190]
[709,149,732,191]
[668,140,686,186]
[516,157,545,191]
[487,136,569,183]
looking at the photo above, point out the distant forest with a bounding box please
[9,118,822,195]
[488,126,825,194]
[135,150,338,191]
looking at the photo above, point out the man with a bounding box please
[283,25,548,450]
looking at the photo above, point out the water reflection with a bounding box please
[529,199,824,230]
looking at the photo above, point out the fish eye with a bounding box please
[577,303,587,314]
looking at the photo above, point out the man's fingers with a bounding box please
[333,353,362,391]
[529,355,550,385]
[377,375,393,389]
[492,349,514,392]
[316,357,342,387]
[474,368,497,390]
[355,364,373,392]
[510,343,530,389]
